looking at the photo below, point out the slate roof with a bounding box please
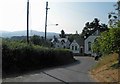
[51,37,70,43]
[73,36,84,46]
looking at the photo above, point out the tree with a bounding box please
[89,22,94,30]
[85,22,90,28]
[101,24,108,29]
[81,18,108,38]
[92,38,100,54]
[93,18,100,29]
[92,28,120,65]
[108,0,120,27]
[30,35,41,45]
[81,22,90,37]
[60,30,66,38]
[30,35,51,47]
[76,31,78,35]
[68,34,80,43]
[82,18,100,34]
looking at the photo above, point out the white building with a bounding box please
[51,37,70,49]
[84,29,100,56]
[51,29,107,56]
[70,40,80,54]
[51,35,84,55]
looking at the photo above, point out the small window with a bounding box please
[72,46,74,50]
[88,42,91,51]
[61,40,65,43]
[64,46,65,48]
[80,48,83,53]
[75,46,77,50]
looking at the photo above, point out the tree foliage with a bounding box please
[30,35,51,47]
[59,30,66,38]
[92,38,100,54]
[68,34,80,43]
[92,27,120,65]
[81,18,108,38]
[108,1,120,27]
[92,28,120,54]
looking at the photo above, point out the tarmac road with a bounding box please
[2,56,96,83]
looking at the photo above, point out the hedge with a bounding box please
[2,41,74,75]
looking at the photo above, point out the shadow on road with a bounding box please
[3,59,81,79]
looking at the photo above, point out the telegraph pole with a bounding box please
[45,2,50,40]
[117,0,120,20]
[27,0,29,44]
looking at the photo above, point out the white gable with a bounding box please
[70,40,80,54]
[84,35,99,55]
[70,40,79,46]
[51,37,70,49]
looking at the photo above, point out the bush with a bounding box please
[2,40,74,75]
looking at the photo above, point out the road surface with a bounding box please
[2,57,96,83]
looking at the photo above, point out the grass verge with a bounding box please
[90,53,120,82]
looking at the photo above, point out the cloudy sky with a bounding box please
[0,0,117,34]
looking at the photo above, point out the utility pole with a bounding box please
[117,0,120,20]
[27,0,29,44]
[45,2,50,40]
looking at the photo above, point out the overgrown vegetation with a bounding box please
[30,35,51,47]
[91,22,120,82]
[91,17,120,82]
[90,53,119,82]
[93,53,119,69]
[92,27,120,66]
[2,39,74,76]
[9,35,52,47]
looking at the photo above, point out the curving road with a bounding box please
[3,57,96,83]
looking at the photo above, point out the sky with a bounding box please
[0,0,118,34]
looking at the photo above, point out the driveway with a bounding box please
[2,56,96,83]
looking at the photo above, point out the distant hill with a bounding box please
[0,30,59,39]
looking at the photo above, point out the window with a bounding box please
[72,46,74,50]
[75,46,77,50]
[64,46,65,48]
[61,40,65,43]
[88,42,91,51]
[80,48,83,53]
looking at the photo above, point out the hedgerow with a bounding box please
[2,40,74,75]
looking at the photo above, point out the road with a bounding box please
[2,56,96,83]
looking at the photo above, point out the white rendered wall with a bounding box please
[84,36,98,54]
[70,40,80,54]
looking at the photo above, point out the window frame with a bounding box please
[72,46,74,50]
[88,42,91,51]
[75,46,77,50]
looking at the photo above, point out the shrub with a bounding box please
[2,40,74,75]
